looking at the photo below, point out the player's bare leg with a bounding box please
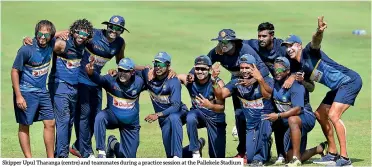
[328,102,350,158]
[288,116,302,160]
[315,104,338,154]
[43,120,55,158]
[18,124,32,158]
[301,142,327,162]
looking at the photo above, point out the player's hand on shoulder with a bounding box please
[167,68,177,79]
[283,75,295,89]
[23,36,33,46]
[186,73,194,83]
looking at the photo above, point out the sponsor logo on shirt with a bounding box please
[32,66,49,77]
[239,97,264,109]
[111,95,136,109]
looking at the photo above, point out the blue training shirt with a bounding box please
[225,76,275,129]
[79,29,125,86]
[299,42,356,90]
[140,68,184,116]
[186,75,225,122]
[90,72,145,124]
[49,37,85,85]
[12,38,56,92]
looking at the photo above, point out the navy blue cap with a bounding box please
[281,35,302,46]
[211,29,242,41]
[194,55,212,66]
[118,58,135,70]
[102,15,129,32]
[154,52,171,63]
[274,57,290,69]
[238,54,256,65]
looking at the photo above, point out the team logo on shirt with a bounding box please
[238,97,264,109]
[132,90,137,96]
[282,97,287,101]
[111,49,116,55]
[163,84,167,91]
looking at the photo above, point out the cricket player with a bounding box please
[11,20,57,158]
[23,15,127,158]
[188,29,270,159]
[177,55,226,158]
[85,57,144,158]
[267,57,326,166]
[282,16,362,166]
[213,54,274,166]
[244,22,316,164]
[48,19,94,158]
[139,52,188,158]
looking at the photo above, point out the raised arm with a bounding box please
[310,16,327,50]
[115,42,126,64]
[212,79,233,100]
[250,64,273,99]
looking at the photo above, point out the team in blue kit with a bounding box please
[12,15,363,167]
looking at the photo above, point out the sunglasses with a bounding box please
[275,67,287,73]
[75,30,90,37]
[108,25,124,32]
[219,40,230,45]
[37,32,51,38]
[195,67,209,71]
[118,68,131,73]
[154,61,167,68]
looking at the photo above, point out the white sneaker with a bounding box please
[88,154,96,158]
[173,156,179,158]
[192,151,201,158]
[274,156,285,165]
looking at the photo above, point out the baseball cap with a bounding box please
[281,35,302,46]
[211,29,242,41]
[154,52,171,64]
[118,58,135,70]
[102,15,130,33]
[274,57,290,69]
[194,55,212,66]
[238,54,256,65]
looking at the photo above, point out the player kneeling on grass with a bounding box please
[11,20,57,158]
[268,57,326,167]
[178,55,226,158]
[86,58,145,158]
[213,54,274,166]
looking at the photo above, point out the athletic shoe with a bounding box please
[313,153,338,165]
[326,156,352,167]
[250,160,264,167]
[274,156,285,165]
[97,154,106,158]
[106,135,118,158]
[69,144,82,158]
[198,138,206,158]
[286,156,301,167]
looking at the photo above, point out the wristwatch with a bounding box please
[277,113,281,119]
[156,112,163,117]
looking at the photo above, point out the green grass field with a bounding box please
[1,1,371,165]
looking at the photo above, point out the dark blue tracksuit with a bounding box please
[91,73,145,158]
[49,37,84,158]
[225,76,275,163]
[140,68,187,158]
[184,76,226,158]
[74,28,125,158]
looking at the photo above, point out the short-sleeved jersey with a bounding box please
[140,68,184,116]
[186,75,225,122]
[205,43,270,79]
[90,73,145,124]
[299,43,355,90]
[79,29,125,86]
[49,37,85,85]
[12,38,56,92]
[225,76,275,129]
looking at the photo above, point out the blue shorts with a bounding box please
[284,111,316,154]
[322,73,362,106]
[14,91,54,125]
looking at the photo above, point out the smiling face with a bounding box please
[117,69,134,83]
[194,64,210,80]
[284,43,302,59]
[73,29,90,46]
[240,63,254,79]
[36,26,52,48]
[153,60,169,77]
[219,40,234,53]
[274,62,290,81]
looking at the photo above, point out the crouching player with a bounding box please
[213,54,274,166]
[178,55,226,158]
[266,57,326,166]
[86,58,145,158]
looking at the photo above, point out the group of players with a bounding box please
[11,15,362,167]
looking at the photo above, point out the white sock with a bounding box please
[99,150,106,155]
[173,156,179,158]
[192,151,201,158]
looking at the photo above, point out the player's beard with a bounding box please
[221,42,233,53]
[37,37,48,48]
[195,71,208,81]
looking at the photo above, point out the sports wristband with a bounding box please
[277,113,281,119]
